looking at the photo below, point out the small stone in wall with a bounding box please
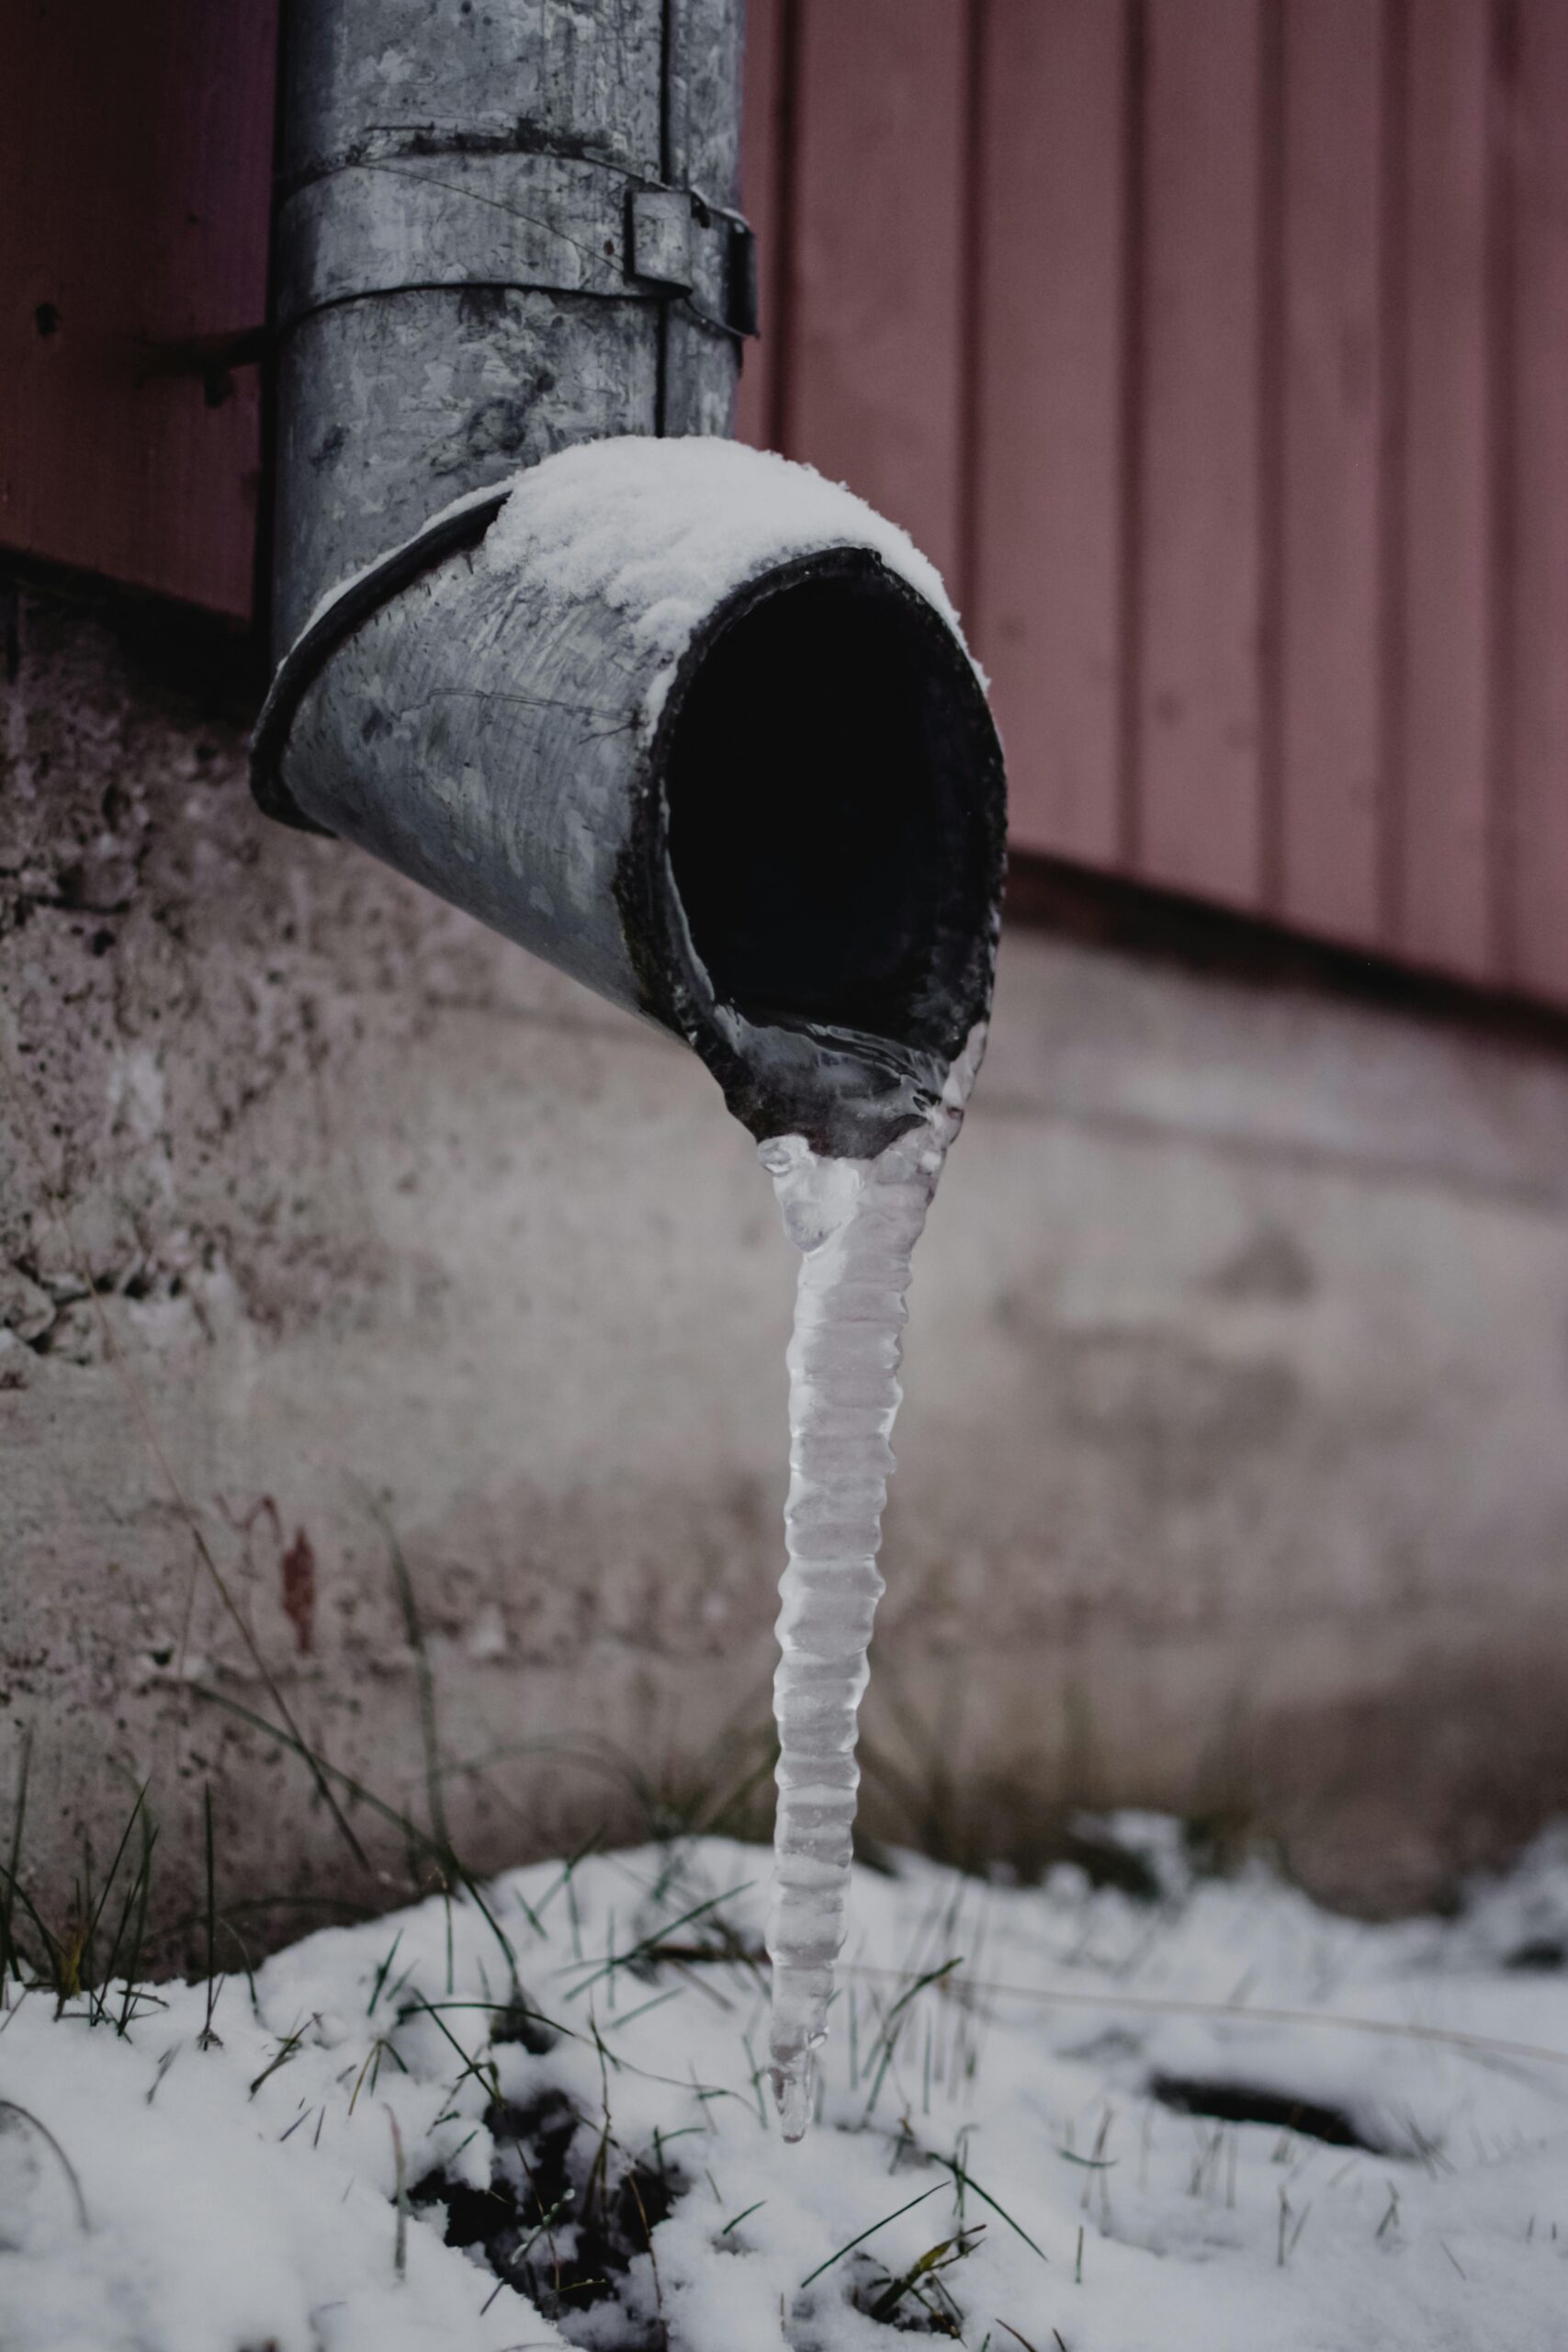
[280,1529,317,1655]
[0,1265,55,1344]
[465,1602,508,1662]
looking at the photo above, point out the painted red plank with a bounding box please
[1505,0,1568,1001]
[0,0,276,618]
[1134,0,1267,908]
[1278,0,1386,945]
[735,0,785,451]
[782,0,971,587]
[972,0,1127,866]
[1393,0,1495,979]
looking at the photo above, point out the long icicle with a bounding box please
[761,1032,983,2139]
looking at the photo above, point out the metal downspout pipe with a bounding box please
[253,0,1007,1156]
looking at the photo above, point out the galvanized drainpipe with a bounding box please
[253,0,1007,1156]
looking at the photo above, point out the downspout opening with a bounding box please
[650,548,1006,1148]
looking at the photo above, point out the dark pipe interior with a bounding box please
[662,561,1001,1057]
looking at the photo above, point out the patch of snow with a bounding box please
[288,438,969,741]
[480,435,962,667]
[5,1819,1568,2349]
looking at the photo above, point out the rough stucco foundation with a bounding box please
[6,579,1568,1949]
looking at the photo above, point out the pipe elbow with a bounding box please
[253,436,1006,1157]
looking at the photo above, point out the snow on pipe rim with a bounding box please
[252,436,1008,1160]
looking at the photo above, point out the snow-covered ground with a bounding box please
[5,1816,1568,2350]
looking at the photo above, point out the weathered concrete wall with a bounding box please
[6,579,1568,1945]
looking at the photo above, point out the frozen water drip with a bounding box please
[761,1029,985,2139]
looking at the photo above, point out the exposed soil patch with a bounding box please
[412,2086,680,2348]
[1148,2071,1390,2154]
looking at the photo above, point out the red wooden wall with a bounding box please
[739,0,1568,1003]
[0,0,277,619]
[6,1,1567,1004]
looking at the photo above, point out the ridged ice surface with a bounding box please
[760,1031,984,2140]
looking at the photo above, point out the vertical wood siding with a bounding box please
[972,0,1127,868]
[1509,0,1568,1001]
[1397,0,1495,978]
[782,0,975,585]
[739,0,1568,1001]
[6,4,1564,1005]
[1135,0,1270,908]
[1279,0,1386,945]
[0,0,277,619]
